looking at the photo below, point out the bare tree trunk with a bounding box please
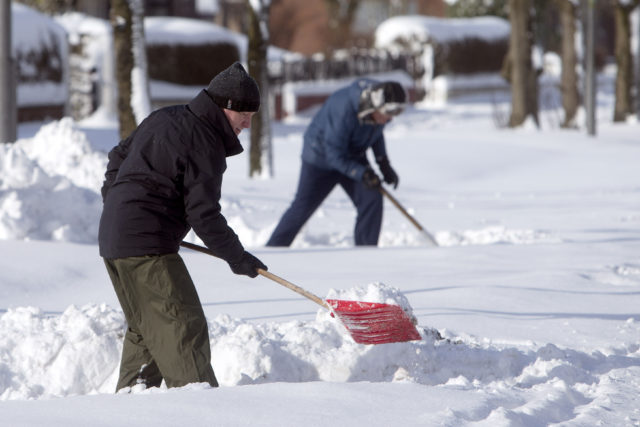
[583,0,597,135]
[129,0,151,125]
[557,0,579,128]
[0,0,16,143]
[247,0,273,178]
[504,0,539,128]
[110,0,150,140]
[612,0,638,122]
[111,0,136,139]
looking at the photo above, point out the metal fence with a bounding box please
[268,48,424,85]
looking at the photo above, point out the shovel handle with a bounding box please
[179,241,329,310]
[379,186,438,246]
[257,269,329,310]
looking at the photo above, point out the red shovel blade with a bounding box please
[326,299,422,345]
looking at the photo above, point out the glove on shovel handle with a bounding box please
[179,241,329,309]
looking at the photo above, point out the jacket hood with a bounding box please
[188,90,244,157]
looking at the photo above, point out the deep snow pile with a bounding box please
[0,296,440,399]
[0,119,103,242]
[5,299,637,403]
[0,280,438,399]
[3,298,639,426]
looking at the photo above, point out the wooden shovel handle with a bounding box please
[179,241,329,310]
[379,186,438,246]
[257,269,329,310]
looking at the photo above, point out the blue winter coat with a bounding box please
[301,78,388,181]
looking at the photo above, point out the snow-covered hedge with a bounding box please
[12,3,69,121]
[145,17,241,87]
[375,15,511,101]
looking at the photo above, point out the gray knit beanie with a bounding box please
[206,62,260,112]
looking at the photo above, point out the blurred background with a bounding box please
[1,0,638,159]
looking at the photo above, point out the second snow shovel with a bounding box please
[380,186,438,246]
[179,241,421,345]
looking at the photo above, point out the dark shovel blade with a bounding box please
[326,299,422,345]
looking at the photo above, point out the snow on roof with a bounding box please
[144,16,244,46]
[11,3,67,54]
[144,16,289,62]
[375,15,510,48]
[195,0,220,15]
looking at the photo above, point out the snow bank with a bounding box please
[3,300,637,414]
[18,118,107,191]
[0,119,103,243]
[0,305,122,400]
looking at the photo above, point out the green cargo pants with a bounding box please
[104,253,218,391]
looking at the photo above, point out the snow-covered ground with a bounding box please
[1,69,640,425]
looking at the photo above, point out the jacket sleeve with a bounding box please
[371,133,388,163]
[322,99,370,181]
[101,132,135,201]
[182,151,244,264]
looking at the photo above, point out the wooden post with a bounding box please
[585,0,597,136]
[0,0,17,143]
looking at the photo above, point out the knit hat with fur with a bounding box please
[357,81,406,121]
[206,62,260,112]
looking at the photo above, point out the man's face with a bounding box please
[223,109,255,135]
[371,110,393,125]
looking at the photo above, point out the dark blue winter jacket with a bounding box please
[301,78,388,181]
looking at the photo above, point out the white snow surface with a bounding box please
[1,64,640,427]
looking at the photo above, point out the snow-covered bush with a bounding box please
[12,3,69,121]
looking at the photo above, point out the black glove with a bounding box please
[229,251,267,278]
[377,157,399,189]
[362,168,381,189]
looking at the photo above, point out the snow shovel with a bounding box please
[179,241,421,345]
[380,186,438,246]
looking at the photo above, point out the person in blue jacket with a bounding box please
[266,78,406,247]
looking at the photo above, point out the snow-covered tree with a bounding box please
[110,0,150,140]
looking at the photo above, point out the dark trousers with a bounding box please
[104,254,218,391]
[267,161,383,246]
